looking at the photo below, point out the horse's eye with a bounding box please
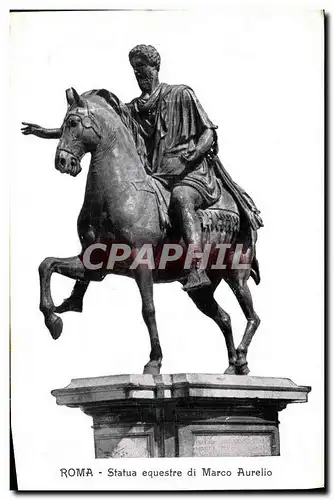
[70,119,77,128]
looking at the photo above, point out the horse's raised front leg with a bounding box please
[55,280,90,314]
[188,283,238,374]
[133,267,162,375]
[38,256,85,339]
[227,273,260,375]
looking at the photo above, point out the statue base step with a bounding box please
[51,374,311,458]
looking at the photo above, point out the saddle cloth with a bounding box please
[132,177,240,236]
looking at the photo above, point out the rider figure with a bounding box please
[127,44,222,292]
[127,44,263,292]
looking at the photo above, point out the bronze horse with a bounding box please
[36,88,261,375]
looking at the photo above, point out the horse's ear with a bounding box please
[66,87,84,107]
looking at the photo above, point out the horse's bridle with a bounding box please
[64,102,102,139]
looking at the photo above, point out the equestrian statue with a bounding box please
[22,45,263,375]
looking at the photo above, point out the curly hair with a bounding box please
[128,44,161,71]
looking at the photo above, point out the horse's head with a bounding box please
[55,87,149,177]
[55,88,103,176]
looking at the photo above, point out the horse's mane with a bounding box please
[83,89,149,171]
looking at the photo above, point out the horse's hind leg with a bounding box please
[188,284,238,374]
[226,272,260,375]
[38,255,85,339]
[55,280,89,314]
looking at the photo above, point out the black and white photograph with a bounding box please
[9,3,325,491]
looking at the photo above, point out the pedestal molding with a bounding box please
[51,374,311,458]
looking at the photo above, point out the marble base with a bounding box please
[51,374,311,458]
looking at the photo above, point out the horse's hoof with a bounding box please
[236,363,250,375]
[143,360,161,375]
[224,364,237,375]
[55,298,82,314]
[45,313,63,340]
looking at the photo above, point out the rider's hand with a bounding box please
[181,148,199,164]
[21,122,44,136]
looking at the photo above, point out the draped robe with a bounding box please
[127,83,263,229]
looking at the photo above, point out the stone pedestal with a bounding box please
[51,374,311,458]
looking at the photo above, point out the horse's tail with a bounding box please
[250,251,261,285]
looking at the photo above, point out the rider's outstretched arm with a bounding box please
[37,128,62,139]
[21,122,62,139]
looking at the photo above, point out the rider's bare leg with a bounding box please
[170,185,211,292]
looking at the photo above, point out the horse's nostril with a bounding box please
[60,157,66,167]
[70,158,77,167]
